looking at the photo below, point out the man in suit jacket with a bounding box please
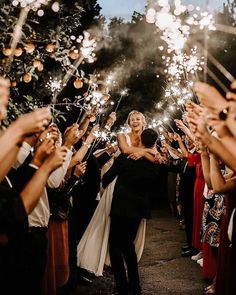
[102,128,161,295]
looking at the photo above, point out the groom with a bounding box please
[102,128,162,295]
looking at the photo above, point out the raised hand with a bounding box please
[206,113,231,138]
[86,106,97,122]
[43,146,69,172]
[37,123,59,144]
[106,142,118,154]
[74,162,87,178]
[32,138,55,167]
[63,123,83,148]
[191,114,211,146]
[106,112,117,128]
[11,107,52,137]
[194,82,227,113]
[86,124,99,144]
[128,151,144,160]
[173,132,181,141]
[175,119,187,130]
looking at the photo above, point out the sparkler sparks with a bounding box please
[12,0,51,10]
[46,77,62,93]
[80,31,97,63]
[120,88,128,96]
[146,0,215,57]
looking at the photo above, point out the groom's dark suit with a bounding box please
[102,153,162,295]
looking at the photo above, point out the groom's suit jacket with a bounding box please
[102,153,163,220]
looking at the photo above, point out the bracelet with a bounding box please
[83,141,91,148]
[218,107,229,121]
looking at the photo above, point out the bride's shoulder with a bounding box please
[117,132,130,140]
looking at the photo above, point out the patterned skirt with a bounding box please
[201,189,225,247]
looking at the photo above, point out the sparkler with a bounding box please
[52,31,97,103]
[84,126,112,161]
[114,89,128,112]
[46,77,62,93]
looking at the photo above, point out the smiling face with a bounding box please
[128,111,146,132]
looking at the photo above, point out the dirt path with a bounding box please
[72,209,206,295]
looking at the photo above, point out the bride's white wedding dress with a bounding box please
[76,134,146,276]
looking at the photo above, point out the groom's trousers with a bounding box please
[109,215,142,295]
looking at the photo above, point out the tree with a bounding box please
[0,0,103,125]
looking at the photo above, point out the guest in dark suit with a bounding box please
[102,128,161,295]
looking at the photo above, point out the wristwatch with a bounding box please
[218,107,229,121]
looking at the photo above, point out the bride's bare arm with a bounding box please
[118,133,161,163]
[117,133,143,154]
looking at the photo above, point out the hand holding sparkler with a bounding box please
[187,111,210,143]
[86,106,98,122]
[175,119,187,130]
[63,123,83,149]
[11,107,51,137]
[105,112,117,130]
[173,132,182,142]
[36,123,59,147]
[86,124,100,145]
[205,113,231,139]
[32,138,56,167]
[194,82,228,113]
[74,162,87,178]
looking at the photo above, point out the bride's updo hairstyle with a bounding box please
[126,110,146,130]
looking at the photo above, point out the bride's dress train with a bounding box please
[77,177,146,276]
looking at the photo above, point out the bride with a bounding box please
[77,110,157,276]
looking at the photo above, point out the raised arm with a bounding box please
[210,154,236,194]
[0,108,51,182]
[117,133,143,154]
[68,124,98,169]
[20,147,68,214]
[201,149,212,189]
[175,119,195,143]
[78,114,90,137]
[78,107,98,136]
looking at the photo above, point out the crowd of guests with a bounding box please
[159,81,236,295]
[0,72,236,295]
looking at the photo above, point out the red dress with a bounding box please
[202,242,217,279]
[215,192,236,295]
[192,155,205,250]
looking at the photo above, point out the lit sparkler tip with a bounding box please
[120,88,128,96]
[46,77,62,92]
